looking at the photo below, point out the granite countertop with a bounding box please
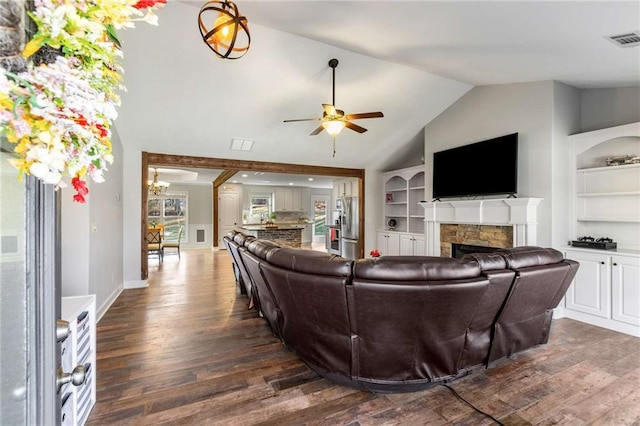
[241,224,306,231]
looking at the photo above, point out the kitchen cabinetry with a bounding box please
[274,187,310,212]
[302,223,312,244]
[61,295,96,426]
[400,233,425,256]
[563,249,639,337]
[377,231,400,256]
[382,165,425,234]
[333,178,359,200]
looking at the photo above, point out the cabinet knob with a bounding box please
[613,263,618,266]
[600,261,605,265]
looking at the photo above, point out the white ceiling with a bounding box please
[118,1,639,183]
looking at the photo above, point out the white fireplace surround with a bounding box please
[419,198,543,256]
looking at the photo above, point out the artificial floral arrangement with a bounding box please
[370,249,381,258]
[0,0,166,202]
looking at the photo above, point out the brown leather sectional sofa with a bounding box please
[224,230,579,393]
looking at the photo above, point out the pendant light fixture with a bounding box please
[198,0,250,59]
[148,168,170,196]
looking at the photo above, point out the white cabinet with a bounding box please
[563,249,640,337]
[377,231,400,256]
[275,187,308,212]
[400,233,425,256]
[302,224,312,244]
[576,164,640,223]
[569,122,640,250]
[61,295,96,426]
[612,255,640,326]
[564,250,611,318]
[382,165,425,234]
[333,178,359,199]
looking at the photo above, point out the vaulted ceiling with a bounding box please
[115,1,639,174]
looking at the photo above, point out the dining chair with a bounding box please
[147,229,163,263]
[162,226,183,259]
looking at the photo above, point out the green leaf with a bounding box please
[105,24,121,48]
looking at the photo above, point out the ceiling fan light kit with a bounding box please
[284,58,384,156]
[198,0,250,59]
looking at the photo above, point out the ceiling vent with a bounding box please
[230,138,254,151]
[606,31,640,48]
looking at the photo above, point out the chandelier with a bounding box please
[148,168,170,196]
[198,0,250,59]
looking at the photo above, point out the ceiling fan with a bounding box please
[284,58,384,155]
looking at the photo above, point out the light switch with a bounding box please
[91,223,97,234]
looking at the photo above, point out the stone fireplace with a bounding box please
[419,198,542,257]
[439,224,513,257]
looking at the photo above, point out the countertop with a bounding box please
[241,224,306,231]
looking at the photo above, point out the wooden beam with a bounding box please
[141,151,366,278]
[141,152,149,280]
[213,170,238,188]
[146,152,364,179]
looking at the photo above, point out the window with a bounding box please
[148,193,187,242]
[249,194,272,219]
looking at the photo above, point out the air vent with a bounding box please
[606,31,640,48]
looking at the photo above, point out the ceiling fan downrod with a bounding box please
[329,58,338,106]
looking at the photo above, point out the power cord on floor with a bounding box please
[441,383,505,426]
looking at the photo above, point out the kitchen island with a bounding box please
[240,225,303,248]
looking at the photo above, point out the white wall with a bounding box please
[423,81,556,246]
[62,128,124,319]
[551,82,582,248]
[164,183,213,247]
[581,86,640,133]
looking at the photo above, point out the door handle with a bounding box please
[57,364,87,393]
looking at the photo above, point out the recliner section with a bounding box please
[223,230,579,393]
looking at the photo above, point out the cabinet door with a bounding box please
[387,233,400,256]
[564,251,611,318]
[612,256,640,326]
[376,232,388,254]
[302,224,312,244]
[400,234,414,255]
[275,187,292,211]
[291,188,302,211]
[413,234,425,256]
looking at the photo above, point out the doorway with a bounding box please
[141,152,365,280]
[311,195,329,245]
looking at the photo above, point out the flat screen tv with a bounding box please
[432,133,518,199]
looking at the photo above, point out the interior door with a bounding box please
[218,189,240,247]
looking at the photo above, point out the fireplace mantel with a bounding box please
[419,198,543,256]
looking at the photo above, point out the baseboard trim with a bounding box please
[97,283,124,322]
[124,279,149,289]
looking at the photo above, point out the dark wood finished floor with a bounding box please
[88,248,640,425]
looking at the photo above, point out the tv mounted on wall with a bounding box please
[432,133,518,200]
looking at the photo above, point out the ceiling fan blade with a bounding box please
[283,117,322,123]
[310,125,325,136]
[345,111,384,120]
[322,104,337,116]
[345,121,367,133]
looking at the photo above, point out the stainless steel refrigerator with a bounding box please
[340,196,359,260]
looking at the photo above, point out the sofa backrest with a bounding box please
[485,246,580,362]
[259,248,354,377]
[227,233,256,299]
[456,252,516,369]
[240,239,282,336]
[350,256,496,384]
